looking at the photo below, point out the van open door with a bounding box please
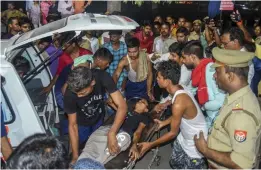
[0,59,45,147]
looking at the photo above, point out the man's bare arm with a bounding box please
[132,122,146,145]
[1,136,13,160]
[109,91,127,134]
[146,55,153,94]
[68,113,79,163]
[150,100,184,148]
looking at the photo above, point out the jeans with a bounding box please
[62,119,103,144]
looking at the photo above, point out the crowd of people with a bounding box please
[1,0,261,169]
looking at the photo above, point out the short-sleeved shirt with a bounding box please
[122,111,150,136]
[1,9,26,21]
[153,35,176,54]
[45,44,63,76]
[103,41,127,89]
[64,69,117,126]
[134,31,154,54]
[207,86,261,169]
[56,47,92,76]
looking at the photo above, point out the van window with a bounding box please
[1,86,15,124]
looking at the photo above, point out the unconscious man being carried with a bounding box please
[77,98,151,165]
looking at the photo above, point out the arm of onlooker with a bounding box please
[68,113,79,164]
[61,83,68,95]
[1,136,13,160]
[237,22,253,43]
[230,10,253,43]
[205,25,213,45]
[146,55,154,100]
[41,75,59,94]
[112,57,126,84]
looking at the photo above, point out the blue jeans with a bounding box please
[62,119,103,144]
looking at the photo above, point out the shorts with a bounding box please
[169,140,207,169]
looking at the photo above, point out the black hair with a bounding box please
[126,37,140,48]
[38,36,52,45]
[166,15,174,19]
[6,133,69,169]
[12,56,31,75]
[244,41,256,52]
[176,26,189,36]
[143,20,152,28]
[157,61,180,85]
[109,30,122,35]
[127,97,147,112]
[59,31,77,47]
[19,17,31,26]
[224,66,249,82]
[67,66,93,93]
[93,47,113,62]
[161,22,171,29]
[178,17,186,21]
[223,27,244,46]
[46,15,60,23]
[153,21,161,27]
[111,11,122,15]
[182,40,204,59]
[169,42,185,57]
[7,17,18,25]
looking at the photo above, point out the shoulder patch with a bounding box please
[234,130,247,143]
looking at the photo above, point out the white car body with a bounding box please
[0,13,139,148]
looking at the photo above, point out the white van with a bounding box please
[0,13,139,148]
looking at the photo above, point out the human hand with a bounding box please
[40,86,52,95]
[230,10,241,23]
[129,145,140,161]
[69,156,78,168]
[153,103,167,113]
[107,132,120,155]
[137,142,152,157]
[194,131,208,155]
[147,91,155,101]
[154,119,165,131]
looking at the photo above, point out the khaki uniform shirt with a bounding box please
[207,86,261,169]
[188,31,200,41]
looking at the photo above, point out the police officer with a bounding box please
[194,47,261,169]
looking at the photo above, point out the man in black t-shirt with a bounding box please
[63,66,127,165]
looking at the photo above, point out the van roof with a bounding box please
[3,13,139,54]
